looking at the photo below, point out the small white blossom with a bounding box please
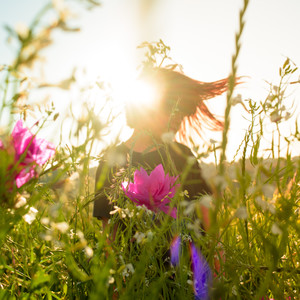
[236,206,248,219]
[122,263,135,277]
[23,207,38,224]
[200,195,213,208]
[85,246,94,258]
[134,231,145,244]
[271,223,282,235]
[108,276,115,284]
[146,231,154,241]
[184,201,196,215]
[41,217,50,225]
[262,184,275,199]
[15,22,29,39]
[14,195,27,209]
[52,222,69,233]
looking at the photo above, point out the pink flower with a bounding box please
[11,120,55,188]
[122,164,180,218]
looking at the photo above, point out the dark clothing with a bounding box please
[93,141,211,219]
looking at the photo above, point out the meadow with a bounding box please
[0,0,299,299]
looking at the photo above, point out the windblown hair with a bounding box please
[126,67,236,144]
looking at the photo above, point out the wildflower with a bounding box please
[52,221,69,233]
[133,231,145,244]
[170,235,212,299]
[14,194,27,208]
[170,235,181,266]
[235,206,248,219]
[12,120,55,187]
[271,223,282,235]
[190,242,212,300]
[23,206,38,224]
[122,164,180,218]
[199,195,213,208]
[85,246,94,258]
[122,263,135,277]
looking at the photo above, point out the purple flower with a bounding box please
[190,242,212,300]
[170,235,181,266]
[122,164,180,218]
[11,120,55,188]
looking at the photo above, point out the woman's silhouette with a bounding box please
[93,66,234,230]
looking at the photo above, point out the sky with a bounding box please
[0,0,299,161]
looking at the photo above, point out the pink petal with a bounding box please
[12,120,34,156]
[159,204,177,218]
[15,167,36,188]
[28,138,55,165]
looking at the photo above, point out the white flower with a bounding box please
[146,231,154,241]
[85,246,94,258]
[200,195,213,208]
[122,263,135,277]
[14,195,27,209]
[23,207,38,224]
[41,217,50,225]
[235,206,248,219]
[271,223,282,235]
[52,222,69,233]
[15,22,29,39]
[134,231,145,244]
[262,184,276,199]
[108,276,115,284]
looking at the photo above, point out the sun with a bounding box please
[112,70,160,111]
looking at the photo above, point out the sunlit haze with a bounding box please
[1,0,299,162]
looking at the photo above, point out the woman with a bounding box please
[93,67,231,230]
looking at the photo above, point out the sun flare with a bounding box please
[113,73,160,111]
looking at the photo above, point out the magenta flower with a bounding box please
[122,164,180,218]
[11,120,55,188]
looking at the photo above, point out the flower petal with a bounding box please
[170,235,181,266]
[190,242,212,300]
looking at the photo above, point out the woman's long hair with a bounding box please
[126,67,236,145]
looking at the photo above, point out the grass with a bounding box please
[0,0,299,299]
